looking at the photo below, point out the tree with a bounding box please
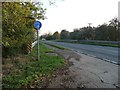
[95,24,109,40]
[2,2,46,57]
[40,32,54,40]
[109,18,120,41]
[69,29,80,40]
[45,33,53,40]
[53,31,60,40]
[60,29,69,39]
[94,23,119,41]
[109,18,118,27]
[69,26,95,40]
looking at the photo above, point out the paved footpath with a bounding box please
[45,44,119,88]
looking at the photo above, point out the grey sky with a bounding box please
[39,0,119,35]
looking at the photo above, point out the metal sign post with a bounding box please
[37,30,40,61]
[33,21,42,60]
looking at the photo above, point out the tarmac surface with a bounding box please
[44,43,119,88]
[43,41,119,65]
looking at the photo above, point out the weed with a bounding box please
[2,43,65,88]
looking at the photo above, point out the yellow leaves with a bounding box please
[4,42,10,47]
[2,2,46,56]
[12,29,15,32]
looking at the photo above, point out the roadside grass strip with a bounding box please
[2,43,65,88]
[56,40,120,48]
[44,43,68,50]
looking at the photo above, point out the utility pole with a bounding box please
[88,23,92,27]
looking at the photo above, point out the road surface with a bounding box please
[42,41,119,65]
[45,43,119,88]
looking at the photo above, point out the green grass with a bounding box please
[56,40,120,48]
[77,42,120,47]
[44,43,68,50]
[2,43,65,88]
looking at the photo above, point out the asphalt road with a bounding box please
[43,41,119,65]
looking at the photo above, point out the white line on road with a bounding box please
[73,49,119,65]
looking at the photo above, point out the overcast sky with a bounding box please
[38,0,119,35]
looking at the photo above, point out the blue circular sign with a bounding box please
[33,21,42,30]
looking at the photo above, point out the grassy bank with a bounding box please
[56,40,120,48]
[2,43,65,88]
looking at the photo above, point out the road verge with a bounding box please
[2,43,66,88]
[56,40,120,48]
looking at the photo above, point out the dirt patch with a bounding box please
[37,43,119,88]
[44,44,81,61]
[52,50,81,62]
[43,47,85,88]
[46,52,58,56]
[22,60,70,88]
[42,44,85,88]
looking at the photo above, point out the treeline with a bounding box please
[41,18,120,41]
[2,2,46,57]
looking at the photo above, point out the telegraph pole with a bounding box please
[88,23,92,27]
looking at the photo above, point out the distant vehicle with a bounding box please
[42,38,46,41]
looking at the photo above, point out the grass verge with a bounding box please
[2,43,65,88]
[44,43,68,50]
[56,40,120,48]
[76,42,119,47]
